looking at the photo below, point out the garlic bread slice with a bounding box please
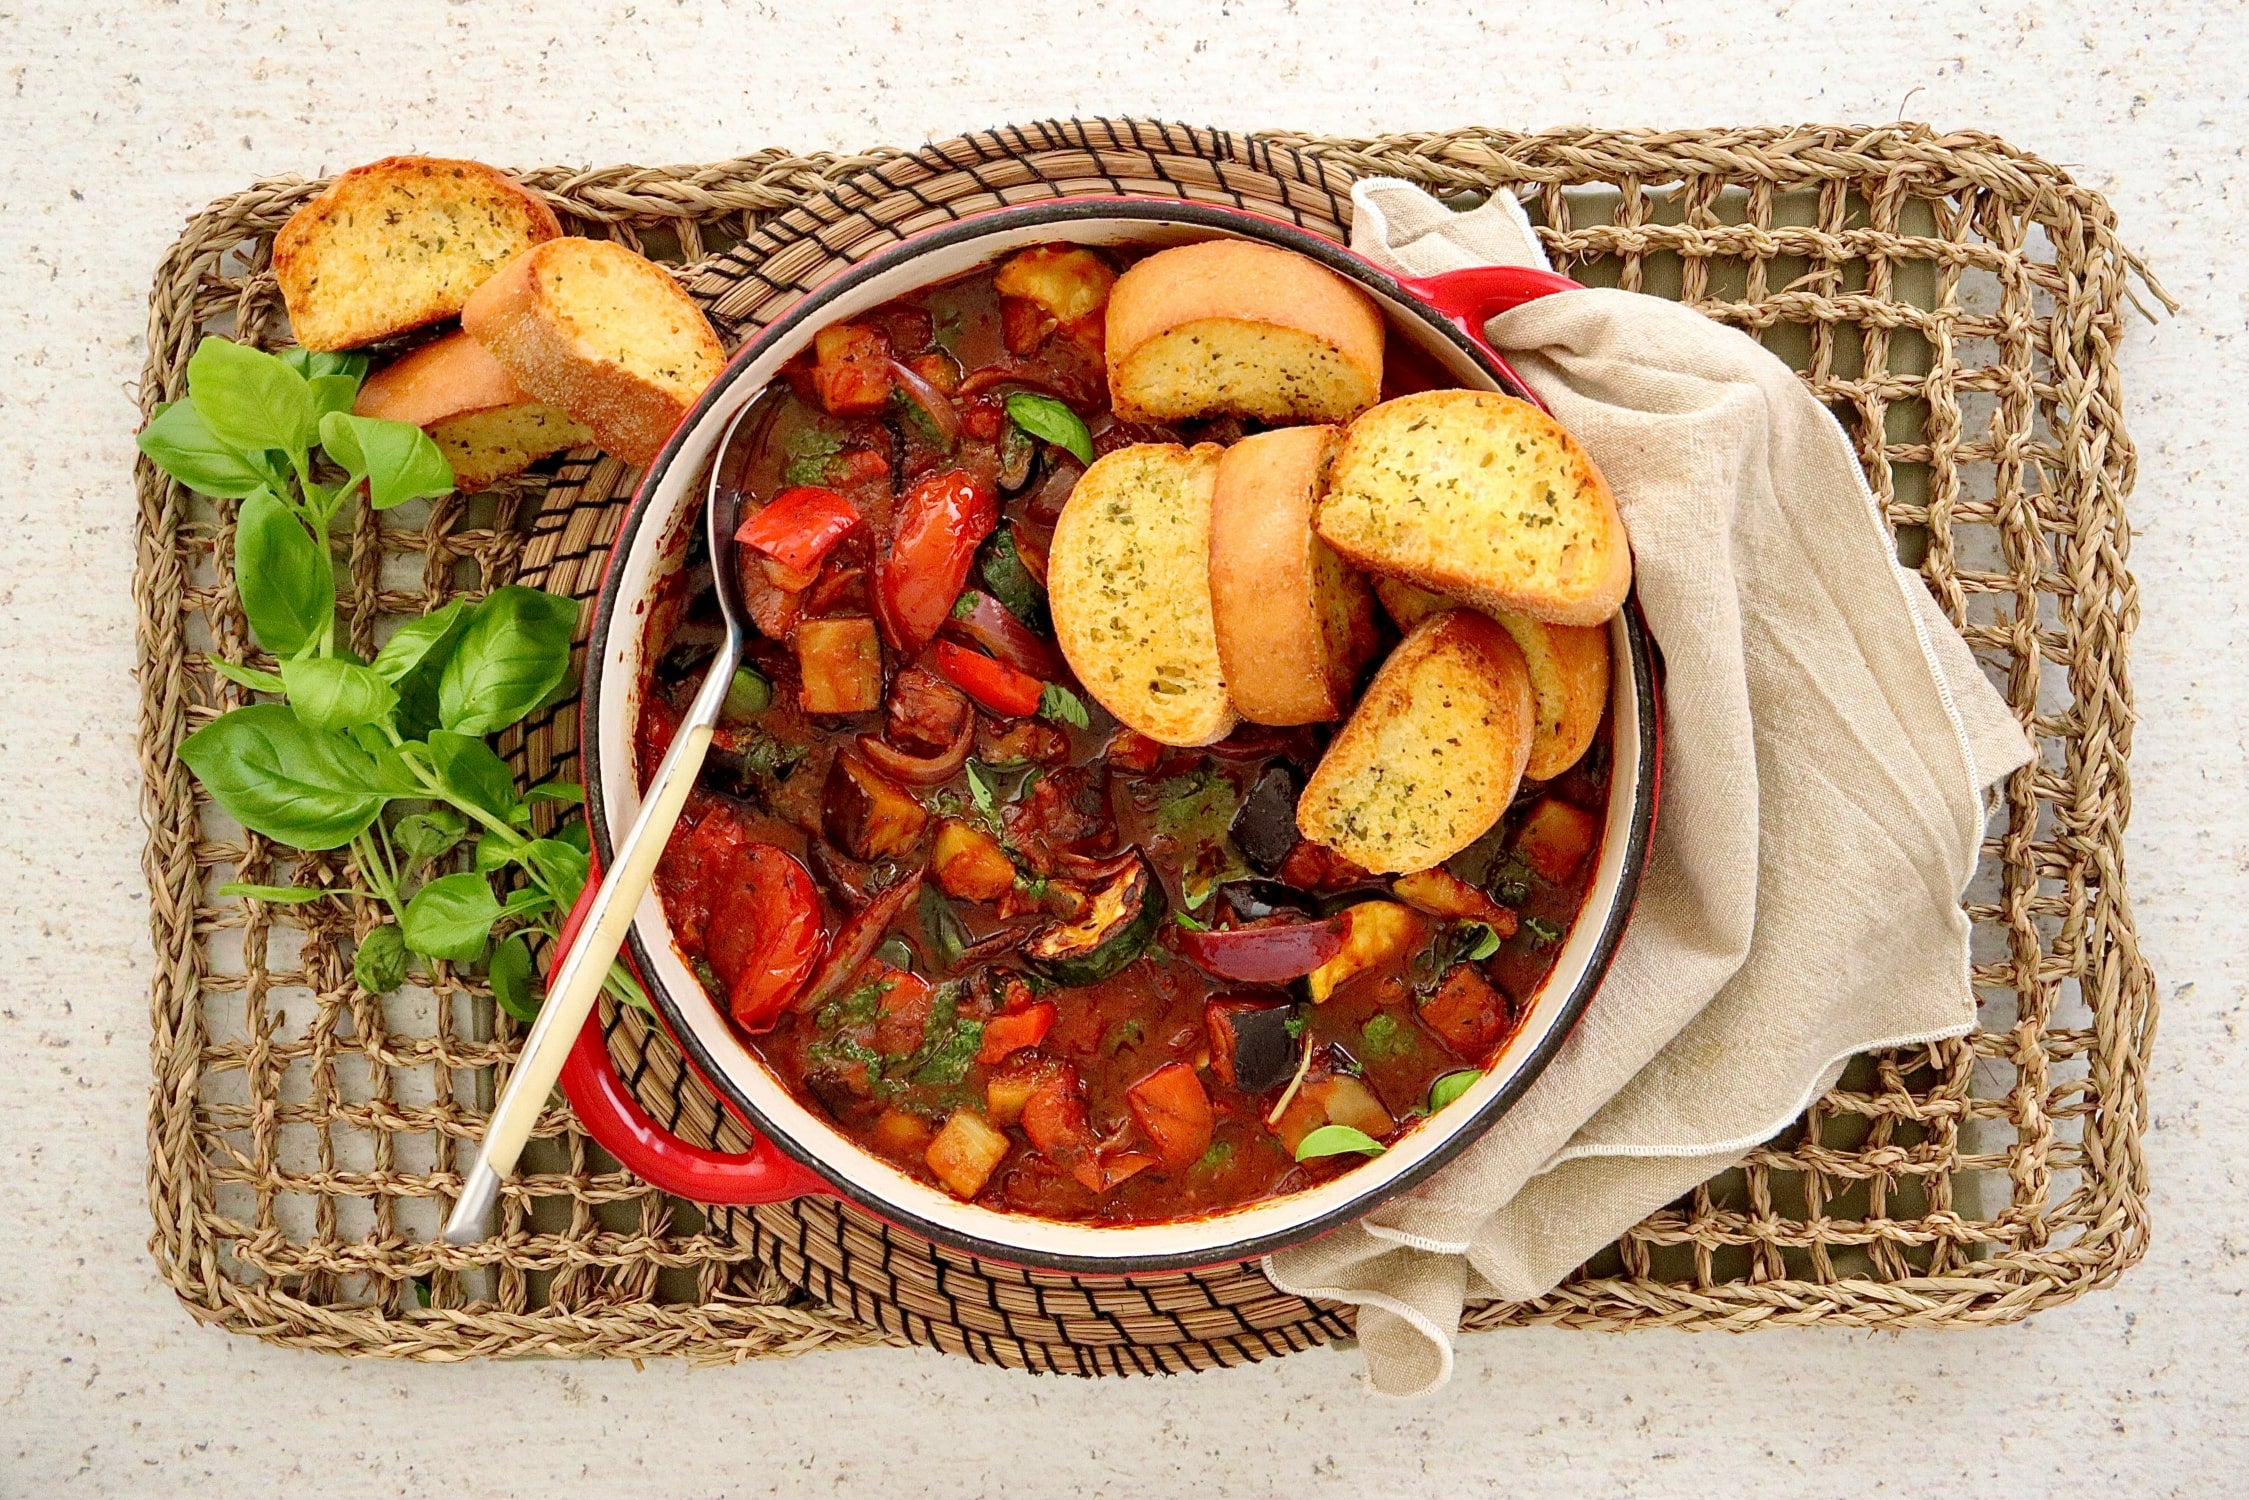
[1372,577,1609,780]
[1049,443,1237,746]
[274,157,561,352]
[353,332,591,491]
[1105,240,1384,424]
[1209,425,1378,725]
[1297,610,1534,873]
[1319,390,1632,627]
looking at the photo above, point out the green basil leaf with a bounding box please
[1038,682,1089,729]
[178,703,388,850]
[353,923,408,994]
[918,882,969,972]
[307,374,361,423]
[553,820,591,854]
[233,489,334,657]
[366,740,429,796]
[1459,921,1502,962]
[207,656,286,693]
[980,527,1048,629]
[371,600,469,685]
[1428,1070,1480,1113]
[188,336,316,461]
[393,808,468,864]
[1004,391,1095,465]
[401,871,501,962]
[521,838,590,903]
[217,881,330,904]
[438,586,579,736]
[473,830,516,873]
[318,411,454,511]
[1293,1125,1388,1161]
[524,781,584,805]
[136,400,274,499]
[280,655,398,733]
[427,729,523,824]
[278,348,369,384]
[500,885,557,919]
[489,933,539,1023]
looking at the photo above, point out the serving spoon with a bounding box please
[442,389,773,1247]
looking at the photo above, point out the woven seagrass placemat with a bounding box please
[138,119,2158,1368]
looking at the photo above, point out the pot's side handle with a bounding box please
[1397,266,1582,414]
[550,873,829,1206]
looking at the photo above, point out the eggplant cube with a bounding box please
[1206,996,1299,1093]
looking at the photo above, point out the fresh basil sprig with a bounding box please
[143,334,639,1015]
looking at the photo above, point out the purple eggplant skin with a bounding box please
[1205,992,1300,1094]
[1231,764,1303,876]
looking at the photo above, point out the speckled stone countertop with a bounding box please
[2,2,2242,1494]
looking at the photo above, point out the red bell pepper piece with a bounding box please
[976,1000,1057,1065]
[942,589,1064,679]
[1173,918,1349,983]
[875,468,998,654]
[1126,1062,1214,1171]
[697,841,828,1032]
[734,486,862,575]
[933,640,1044,719]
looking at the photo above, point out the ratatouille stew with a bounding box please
[638,245,1612,1223]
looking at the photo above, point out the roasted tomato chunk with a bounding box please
[1419,965,1515,1059]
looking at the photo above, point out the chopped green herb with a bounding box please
[780,423,847,486]
[875,936,916,972]
[1360,1013,1414,1062]
[1524,915,1564,949]
[1458,921,1502,962]
[1428,1070,1480,1112]
[980,528,1048,628]
[1174,910,1211,932]
[918,883,969,972]
[893,386,952,449]
[1004,392,1096,465]
[1194,1141,1235,1173]
[1038,682,1090,729]
[901,982,982,1086]
[963,758,1002,832]
[1284,1011,1309,1040]
[1294,1125,1387,1161]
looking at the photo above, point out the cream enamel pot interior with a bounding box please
[557,197,1660,1274]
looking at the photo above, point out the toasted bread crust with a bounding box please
[1208,425,1376,725]
[461,238,725,468]
[353,331,531,427]
[1319,390,1632,627]
[1297,610,1534,873]
[1105,240,1384,424]
[353,332,590,491]
[1049,443,1237,747]
[274,157,561,352]
[1372,577,1610,779]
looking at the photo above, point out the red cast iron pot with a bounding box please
[553,197,1661,1274]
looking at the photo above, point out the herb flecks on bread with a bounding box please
[462,238,725,468]
[1048,443,1236,747]
[1297,610,1535,873]
[1373,577,1610,780]
[1318,391,1632,627]
[274,157,561,352]
[1105,240,1384,425]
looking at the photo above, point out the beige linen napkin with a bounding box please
[1262,181,2034,1396]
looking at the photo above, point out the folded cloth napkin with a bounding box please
[1262,181,2035,1397]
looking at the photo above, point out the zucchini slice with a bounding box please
[1025,850,1164,986]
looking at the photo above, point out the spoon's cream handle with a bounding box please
[442,650,734,1246]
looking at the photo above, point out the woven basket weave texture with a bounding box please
[136,119,2154,1367]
